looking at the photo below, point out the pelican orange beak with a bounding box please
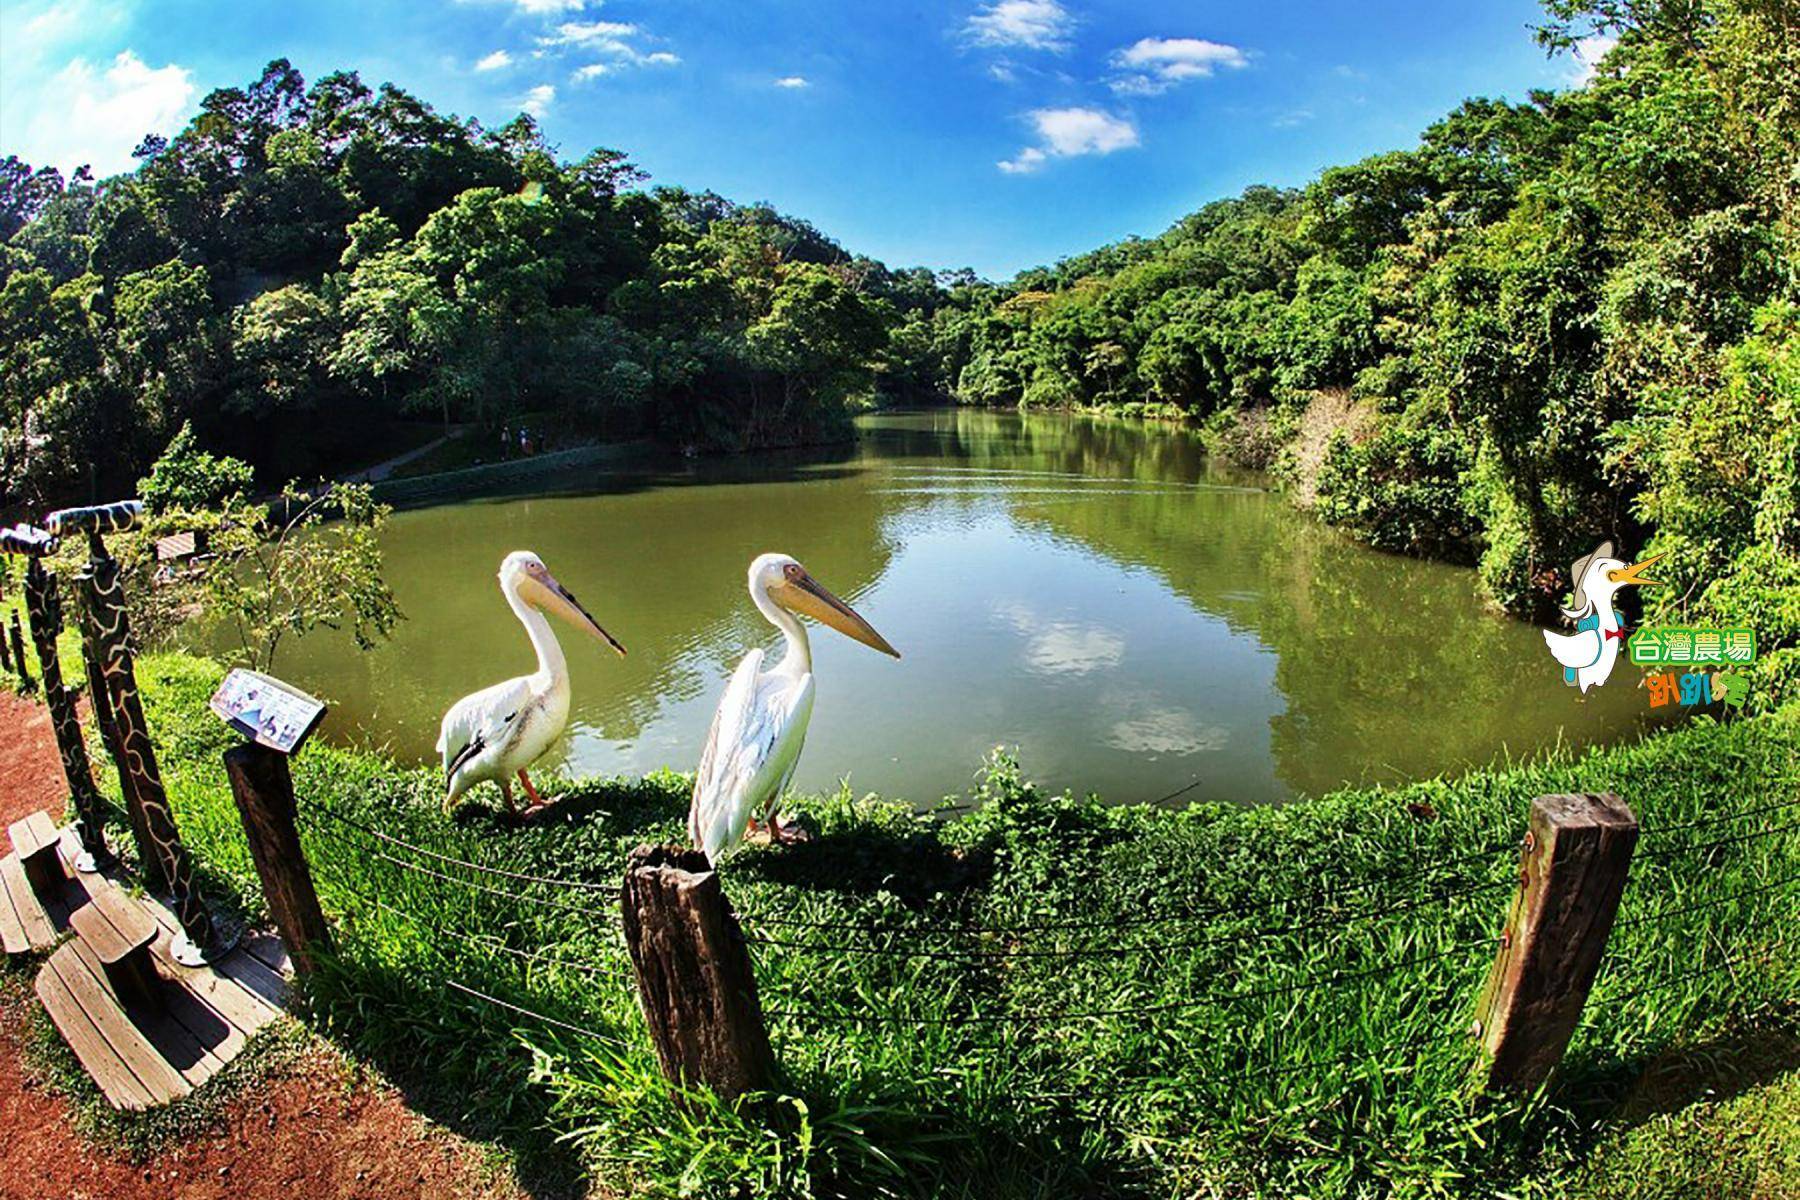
[1607,553,1665,588]
[529,565,627,657]
[779,567,900,659]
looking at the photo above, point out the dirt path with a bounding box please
[0,690,534,1200]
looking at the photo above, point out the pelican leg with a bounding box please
[499,778,517,813]
[518,769,548,810]
[769,811,812,845]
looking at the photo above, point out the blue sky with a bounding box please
[2,1,1603,279]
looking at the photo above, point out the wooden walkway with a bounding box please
[3,815,292,1110]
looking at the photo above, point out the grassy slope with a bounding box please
[1,618,1794,1198]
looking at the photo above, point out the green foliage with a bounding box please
[199,482,402,671]
[921,0,1798,672]
[107,646,1800,1199]
[1,61,929,506]
[137,420,255,511]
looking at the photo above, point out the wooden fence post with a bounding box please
[620,844,774,1102]
[224,743,332,975]
[1474,792,1638,1092]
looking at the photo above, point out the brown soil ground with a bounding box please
[0,690,533,1200]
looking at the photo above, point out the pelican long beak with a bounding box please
[782,570,900,658]
[1607,553,1665,588]
[537,570,627,657]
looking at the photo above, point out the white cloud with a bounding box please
[1109,36,1248,95]
[457,0,587,13]
[1567,34,1618,85]
[997,145,1046,174]
[1035,107,1137,154]
[774,75,810,89]
[965,0,1072,52]
[537,19,677,70]
[543,18,637,45]
[998,107,1138,174]
[29,50,195,177]
[475,49,513,72]
[570,63,609,82]
[521,83,555,116]
[1272,108,1313,128]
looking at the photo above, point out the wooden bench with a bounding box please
[9,810,64,898]
[71,885,161,1008]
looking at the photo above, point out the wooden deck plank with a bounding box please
[0,854,28,956]
[63,935,226,1088]
[141,899,289,1023]
[45,945,190,1106]
[73,885,157,965]
[35,962,156,1111]
[242,930,294,978]
[142,920,283,1037]
[0,851,55,949]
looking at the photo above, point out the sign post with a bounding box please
[212,668,332,974]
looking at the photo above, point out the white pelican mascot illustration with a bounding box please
[439,551,625,814]
[1543,541,1662,693]
[687,553,899,862]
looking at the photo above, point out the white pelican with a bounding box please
[438,551,625,814]
[688,553,899,861]
[1544,541,1661,693]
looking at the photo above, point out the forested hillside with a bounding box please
[0,62,943,501]
[914,0,1799,689]
[4,0,1796,702]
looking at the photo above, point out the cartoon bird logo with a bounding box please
[1543,541,1663,693]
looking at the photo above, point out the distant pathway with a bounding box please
[341,426,468,483]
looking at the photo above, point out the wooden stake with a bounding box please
[224,743,331,974]
[1475,792,1638,1093]
[620,844,774,1102]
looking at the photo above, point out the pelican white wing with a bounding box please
[438,675,532,804]
[1543,628,1602,671]
[688,649,816,861]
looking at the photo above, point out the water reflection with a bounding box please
[249,409,1665,806]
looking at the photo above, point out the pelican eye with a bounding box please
[784,564,803,580]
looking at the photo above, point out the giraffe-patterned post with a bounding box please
[47,501,227,963]
[0,526,114,871]
[8,607,33,692]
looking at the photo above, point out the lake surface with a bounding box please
[265,410,1664,807]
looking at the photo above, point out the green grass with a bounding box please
[3,615,1794,1197]
[49,647,1782,1199]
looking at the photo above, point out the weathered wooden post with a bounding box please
[620,845,775,1102]
[0,600,11,672]
[1474,792,1638,1092]
[223,743,332,974]
[0,525,114,871]
[47,501,227,964]
[8,607,33,692]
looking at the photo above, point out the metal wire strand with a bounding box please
[1603,940,1791,1007]
[445,978,627,1046]
[745,874,1509,961]
[1642,796,1800,838]
[1634,817,1800,863]
[766,937,1487,1026]
[308,798,617,893]
[740,838,1520,937]
[1613,870,1800,931]
[1024,1025,1469,1103]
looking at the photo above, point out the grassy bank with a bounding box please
[4,642,1771,1199]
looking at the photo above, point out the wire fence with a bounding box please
[84,768,1796,1110]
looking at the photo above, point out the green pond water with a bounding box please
[264,409,1664,807]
